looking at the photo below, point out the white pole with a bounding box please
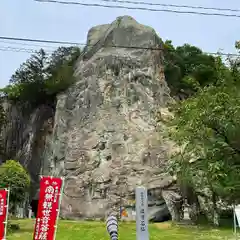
[28,206,32,219]
[3,188,10,240]
[234,206,238,240]
[53,177,65,240]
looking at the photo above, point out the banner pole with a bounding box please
[53,177,65,240]
[3,188,10,240]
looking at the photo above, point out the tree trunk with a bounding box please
[162,190,183,222]
[188,202,200,223]
[212,192,219,226]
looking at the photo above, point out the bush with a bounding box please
[0,160,30,210]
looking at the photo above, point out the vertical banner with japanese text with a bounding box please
[0,189,9,240]
[33,176,64,240]
[135,186,149,240]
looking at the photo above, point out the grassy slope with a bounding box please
[9,220,233,240]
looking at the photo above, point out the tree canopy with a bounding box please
[0,46,80,108]
[163,40,222,98]
[168,43,240,223]
[0,160,30,208]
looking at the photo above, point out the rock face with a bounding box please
[43,16,177,219]
[2,16,182,220]
[1,101,54,198]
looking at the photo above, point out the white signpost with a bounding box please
[28,206,32,219]
[234,205,240,239]
[135,186,149,240]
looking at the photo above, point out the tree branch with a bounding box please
[211,126,240,155]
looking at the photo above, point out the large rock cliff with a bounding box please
[1,101,54,198]
[2,16,182,220]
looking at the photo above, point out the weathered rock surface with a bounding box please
[1,101,54,198]
[42,16,177,219]
[1,16,182,220]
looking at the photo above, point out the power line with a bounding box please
[0,40,59,50]
[0,46,54,54]
[0,36,240,57]
[0,36,81,46]
[0,46,37,54]
[34,0,240,18]
[93,0,240,13]
[1,43,239,57]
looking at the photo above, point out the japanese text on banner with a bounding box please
[33,177,62,240]
[0,189,8,240]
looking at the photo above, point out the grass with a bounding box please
[8,219,234,240]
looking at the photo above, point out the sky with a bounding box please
[1,0,240,88]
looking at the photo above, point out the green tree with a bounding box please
[45,46,80,96]
[0,160,30,211]
[0,46,80,107]
[168,71,240,223]
[163,41,221,98]
[3,49,48,106]
[10,49,47,85]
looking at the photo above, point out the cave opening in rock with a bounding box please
[30,199,39,217]
[147,190,172,223]
[123,191,172,223]
[30,188,40,217]
[149,211,172,223]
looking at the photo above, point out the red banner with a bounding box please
[33,176,63,240]
[0,189,8,240]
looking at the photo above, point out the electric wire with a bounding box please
[0,36,239,57]
[0,40,59,50]
[34,0,240,18]
[92,0,240,13]
[0,46,55,54]
[0,36,81,46]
